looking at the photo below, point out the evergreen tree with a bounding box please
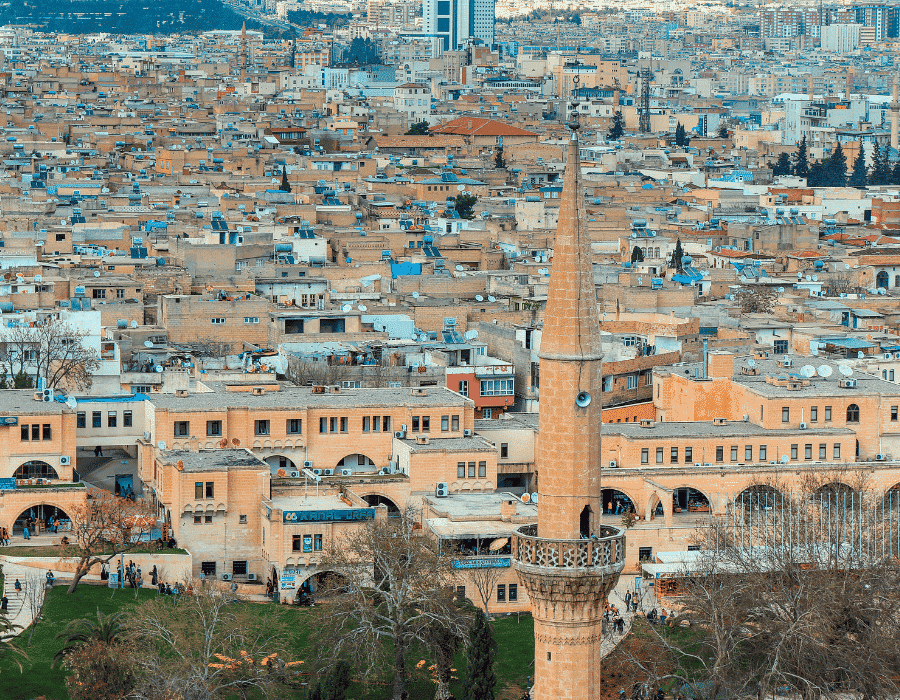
[717,122,728,139]
[607,110,625,140]
[406,121,430,135]
[674,123,689,146]
[671,238,684,272]
[870,142,892,185]
[631,246,644,264]
[279,167,291,193]
[794,135,809,178]
[322,660,352,700]
[807,160,826,187]
[493,147,506,169]
[893,160,900,186]
[849,143,867,188]
[464,610,496,700]
[772,152,793,177]
[827,142,847,186]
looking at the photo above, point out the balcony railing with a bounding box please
[513,523,625,570]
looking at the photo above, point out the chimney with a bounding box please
[500,499,518,520]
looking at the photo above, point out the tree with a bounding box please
[849,143,867,188]
[54,609,127,665]
[493,147,506,169]
[279,167,292,193]
[425,595,473,700]
[607,111,625,140]
[454,194,478,220]
[464,609,496,700]
[24,574,48,647]
[0,613,27,673]
[733,286,777,315]
[315,505,468,700]
[807,160,827,187]
[406,121,430,136]
[893,159,900,186]
[344,37,379,65]
[772,152,793,177]
[0,316,100,392]
[794,135,809,178]
[826,142,847,186]
[308,659,352,700]
[717,121,729,139]
[671,238,685,272]
[468,562,503,619]
[870,142,892,186]
[674,122,690,147]
[631,246,644,264]
[128,581,298,700]
[61,488,155,594]
[63,640,137,700]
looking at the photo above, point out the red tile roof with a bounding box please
[430,117,537,137]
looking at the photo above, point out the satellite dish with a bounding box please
[60,219,66,226]
[341,304,352,312]
[801,365,816,378]
[488,296,496,302]
[130,320,138,328]
[879,288,886,295]
[531,493,539,504]
[747,358,756,367]
[817,365,833,378]
[575,390,592,407]
[155,365,163,373]
[780,455,789,464]
[797,272,803,279]
[845,263,850,270]
[455,265,465,272]
[812,275,818,282]
[521,493,531,503]
[457,184,465,191]
[157,440,167,450]
[839,364,853,377]
[94,270,101,277]
[806,275,812,281]
[65,396,77,409]
[412,291,419,298]
[35,275,42,282]
[358,304,368,311]
[857,351,864,358]
[465,329,478,340]
[143,340,153,348]
[475,295,484,301]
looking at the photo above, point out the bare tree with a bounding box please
[127,581,298,700]
[315,505,469,700]
[61,488,155,594]
[826,271,858,297]
[467,563,503,619]
[0,316,100,391]
[733,286,777,315]
[285,358,353,387]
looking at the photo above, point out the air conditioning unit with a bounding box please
[394,430,406,438]
[303,460,314,468]
[340,468,352,476]
[435,482,449,497]
[885,353,892,360]
[221,573,232,581]
[464,429,473,436]
[839,378,857,388]
[608,460,618,468]
[694,462,702,467]
[247,573,258,582]
[60,456,71,465]
[42,388,54,402]
[289,471,299,477]
[323,469,334,476]
[876,454,887,461]
[799,422,807,429]
[312,468,322,476]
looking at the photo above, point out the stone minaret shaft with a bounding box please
[537,132,603,541]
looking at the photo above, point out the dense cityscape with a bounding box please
[0,0,897,697]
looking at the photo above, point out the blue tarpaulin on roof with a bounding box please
[824,338,875,349]
[671,275,695,285]
[390,262,422,279]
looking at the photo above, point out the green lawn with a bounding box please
[0,586,535,700]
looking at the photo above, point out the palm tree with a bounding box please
[0,612,26,672]
[53,608,125,666]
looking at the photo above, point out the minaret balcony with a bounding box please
[512,523,625,571]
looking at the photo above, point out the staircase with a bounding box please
[1,576,27,620]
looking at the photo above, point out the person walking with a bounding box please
[22,523,30,540]
[0,595,7,612]
[151,565,158,586]
[46,570,55,587]
[625,590,632,608]
[135,573,143,598]
[13,579,21,596]
[94,445,103,457]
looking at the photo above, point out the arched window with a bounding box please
[894,275,899,287]
[876,271,889,288]
[847,404,860,423]
[14,461,59,480]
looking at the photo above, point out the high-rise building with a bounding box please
[849,4,900,41]
[422,0,495,52]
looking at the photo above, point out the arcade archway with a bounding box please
[296,570,348,603]
[14,460,59,481]
[735,484,784,510]
[265,455,299,476]
[336,454,377,473]
[602,488,636,515]
[672,487,711,514]
[13,504,72,534]
[361,493,400,515]
[814,482,857,508]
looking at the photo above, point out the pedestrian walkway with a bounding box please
[601,580,639,658]
[0,561,46,637]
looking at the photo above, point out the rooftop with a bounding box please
[157,448,268,472]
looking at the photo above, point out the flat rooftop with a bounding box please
[157,448,268,472]
[401,436,496,453]
[604,421,854,439]
[269,494,356,511]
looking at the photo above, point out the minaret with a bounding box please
[240,22,247,80]
[513,98,625,700]
[891,75,899,154]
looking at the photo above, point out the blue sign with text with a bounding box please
[283,509,375,524]
[452,558,511,570]
[0,478,16,491]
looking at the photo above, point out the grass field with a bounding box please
[0,584,535,700]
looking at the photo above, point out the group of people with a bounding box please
[624,589,640,613]
[646,608,670,626]
[624,685,667,700]
[605,603,626,635]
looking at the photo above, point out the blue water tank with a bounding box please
[814,260,824,270]
[156,257,166,266]
[274,243,293,253]
[681,255,693,266]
